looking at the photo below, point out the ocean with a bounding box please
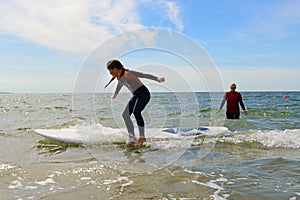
[0,92,299,200]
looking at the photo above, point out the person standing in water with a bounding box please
[105,59,165,147]
[217,83,248,119]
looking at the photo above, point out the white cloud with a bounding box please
[0,1,105,52]
[0,0,183,53]
[164,1,183,31]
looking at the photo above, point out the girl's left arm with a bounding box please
[130,70,164,82]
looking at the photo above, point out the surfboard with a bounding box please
[33,125,223,144]
[162,127,209,135]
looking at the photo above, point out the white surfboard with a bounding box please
[34,125,227,144]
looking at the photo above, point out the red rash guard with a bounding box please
[222,91,246,112]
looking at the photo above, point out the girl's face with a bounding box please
[108,67,121,78]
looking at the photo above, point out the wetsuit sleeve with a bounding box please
[219,93,226,110]
[129,70,158,81]
[114,82,123,95]
[238,93,246,110]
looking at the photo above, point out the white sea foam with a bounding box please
[103,176,129,185]
[70,123,228,145]
[192,177,229,200]
[35,178,55,186]
[0,163,15,171]
[25,186,38,190]
[184,169,205,175]
[219,129,300,148]
[37,122,299,149]
[8,180,23,189]
[80,177,91,180]
[71,123,126,143]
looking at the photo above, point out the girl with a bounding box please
[105,60,165,147]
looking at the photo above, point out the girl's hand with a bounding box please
[112,93,118,99]
[157,77,165,83]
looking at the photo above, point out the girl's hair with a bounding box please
[104,59,127,89]
[106,59,123,69]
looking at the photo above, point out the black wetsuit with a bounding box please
[114,69,158,137]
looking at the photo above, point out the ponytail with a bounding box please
[104,77,115,89]
[104,68,128,89]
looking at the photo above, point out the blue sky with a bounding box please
[1,0,300,93]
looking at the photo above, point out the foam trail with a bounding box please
[219,129,300,148]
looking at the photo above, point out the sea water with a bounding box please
[0,92,299,199]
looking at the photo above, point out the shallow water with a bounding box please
[0,92,299,199]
